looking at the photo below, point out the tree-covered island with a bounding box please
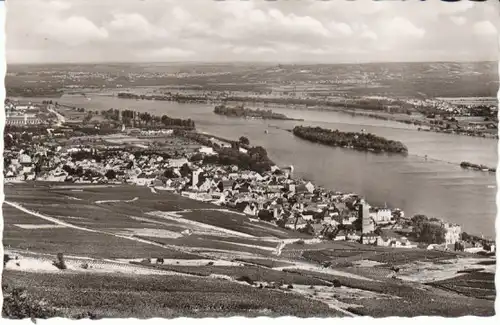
[293,125,408,155]
[214,104,303,121]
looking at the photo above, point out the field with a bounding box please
[3,271,339,318]
[427,272,496,300]
[2,182,496,318]
[7,61,498,98]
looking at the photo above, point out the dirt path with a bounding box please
[3,201,360,317]
[4,201,213,259]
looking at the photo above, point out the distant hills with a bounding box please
[6,61,498,99]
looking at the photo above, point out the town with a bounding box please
[4,99,495,255]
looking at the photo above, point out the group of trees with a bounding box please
[102,108,195,129]
[214,104,294,120]
[6,86,63,98]
[117,92,209,103]
[61,164,118,180]
[293,126,408,154]
[3,132,34,148]
[202,145,273,174]
[174,130,213,147]
[239,136,250,146]
[411,214,446,244]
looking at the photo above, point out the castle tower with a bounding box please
[359,199,374,234]
[192,169,201,189]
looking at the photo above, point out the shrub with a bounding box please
[236,276,255,285]
[4,254,12,267]
[72,311,99,320]
[332,279,342,288]
[287,284,294,289]
[2,286,59,319]
[52,253,67,270]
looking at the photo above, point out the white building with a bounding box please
[369,208,393,224]
[168,158,188,168]
[199,146,215,155]
[443,223,461,245]
[192,169,202,188]
[210,138,232,148]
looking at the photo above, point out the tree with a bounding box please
[4,134,14,148]
[299,222,315,236]
[258,210,274,222]
[189,153,203,162]
[105,169,116,180]
[76,167,84,177]
[62,165,75,175]
[21,132,32,143]
[239,136,250,146]
[411,214,429,238]
[418,222,446,244]
[163,168,177,178]
[180,163,191,178]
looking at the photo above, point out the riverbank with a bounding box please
[113,91,497,140]
[9,95,496,238]
[177,130,495,246]
[12,91,497,139]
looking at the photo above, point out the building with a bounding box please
[443,223,461,245]
[199,146,215,155]
[359,199,374,234]
[281,165,294,179]
[369,208,393,224]
[168,158,188,168]
[210,137,232,148]
[361,233,379,245]
[6,113,43,125]
[192,169,201,189]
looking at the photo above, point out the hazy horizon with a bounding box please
[6,0,500,65]
[6,59,499,67]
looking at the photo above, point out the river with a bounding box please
[19,95,498,238]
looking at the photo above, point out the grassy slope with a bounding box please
[2,183,496,318]
[2,271,340,318]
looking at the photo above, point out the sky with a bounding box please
[4,0,500,64]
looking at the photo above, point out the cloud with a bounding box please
[145,47,195,60]
[328,21,353,37]
[361,30,378,41]
[37,16,108,46]
[385,17,425,39]
[232,46,277,55]
[48,0,72,11]
[6,0,499,63]
[450,16,467,26]
[106,13,167,42]
[473,21,498,36]
[434,0,475,15]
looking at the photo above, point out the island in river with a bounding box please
[460,161,496,173]
[214,104,304,121]
[293,125,409,155]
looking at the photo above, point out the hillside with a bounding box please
[2,182,495,318]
